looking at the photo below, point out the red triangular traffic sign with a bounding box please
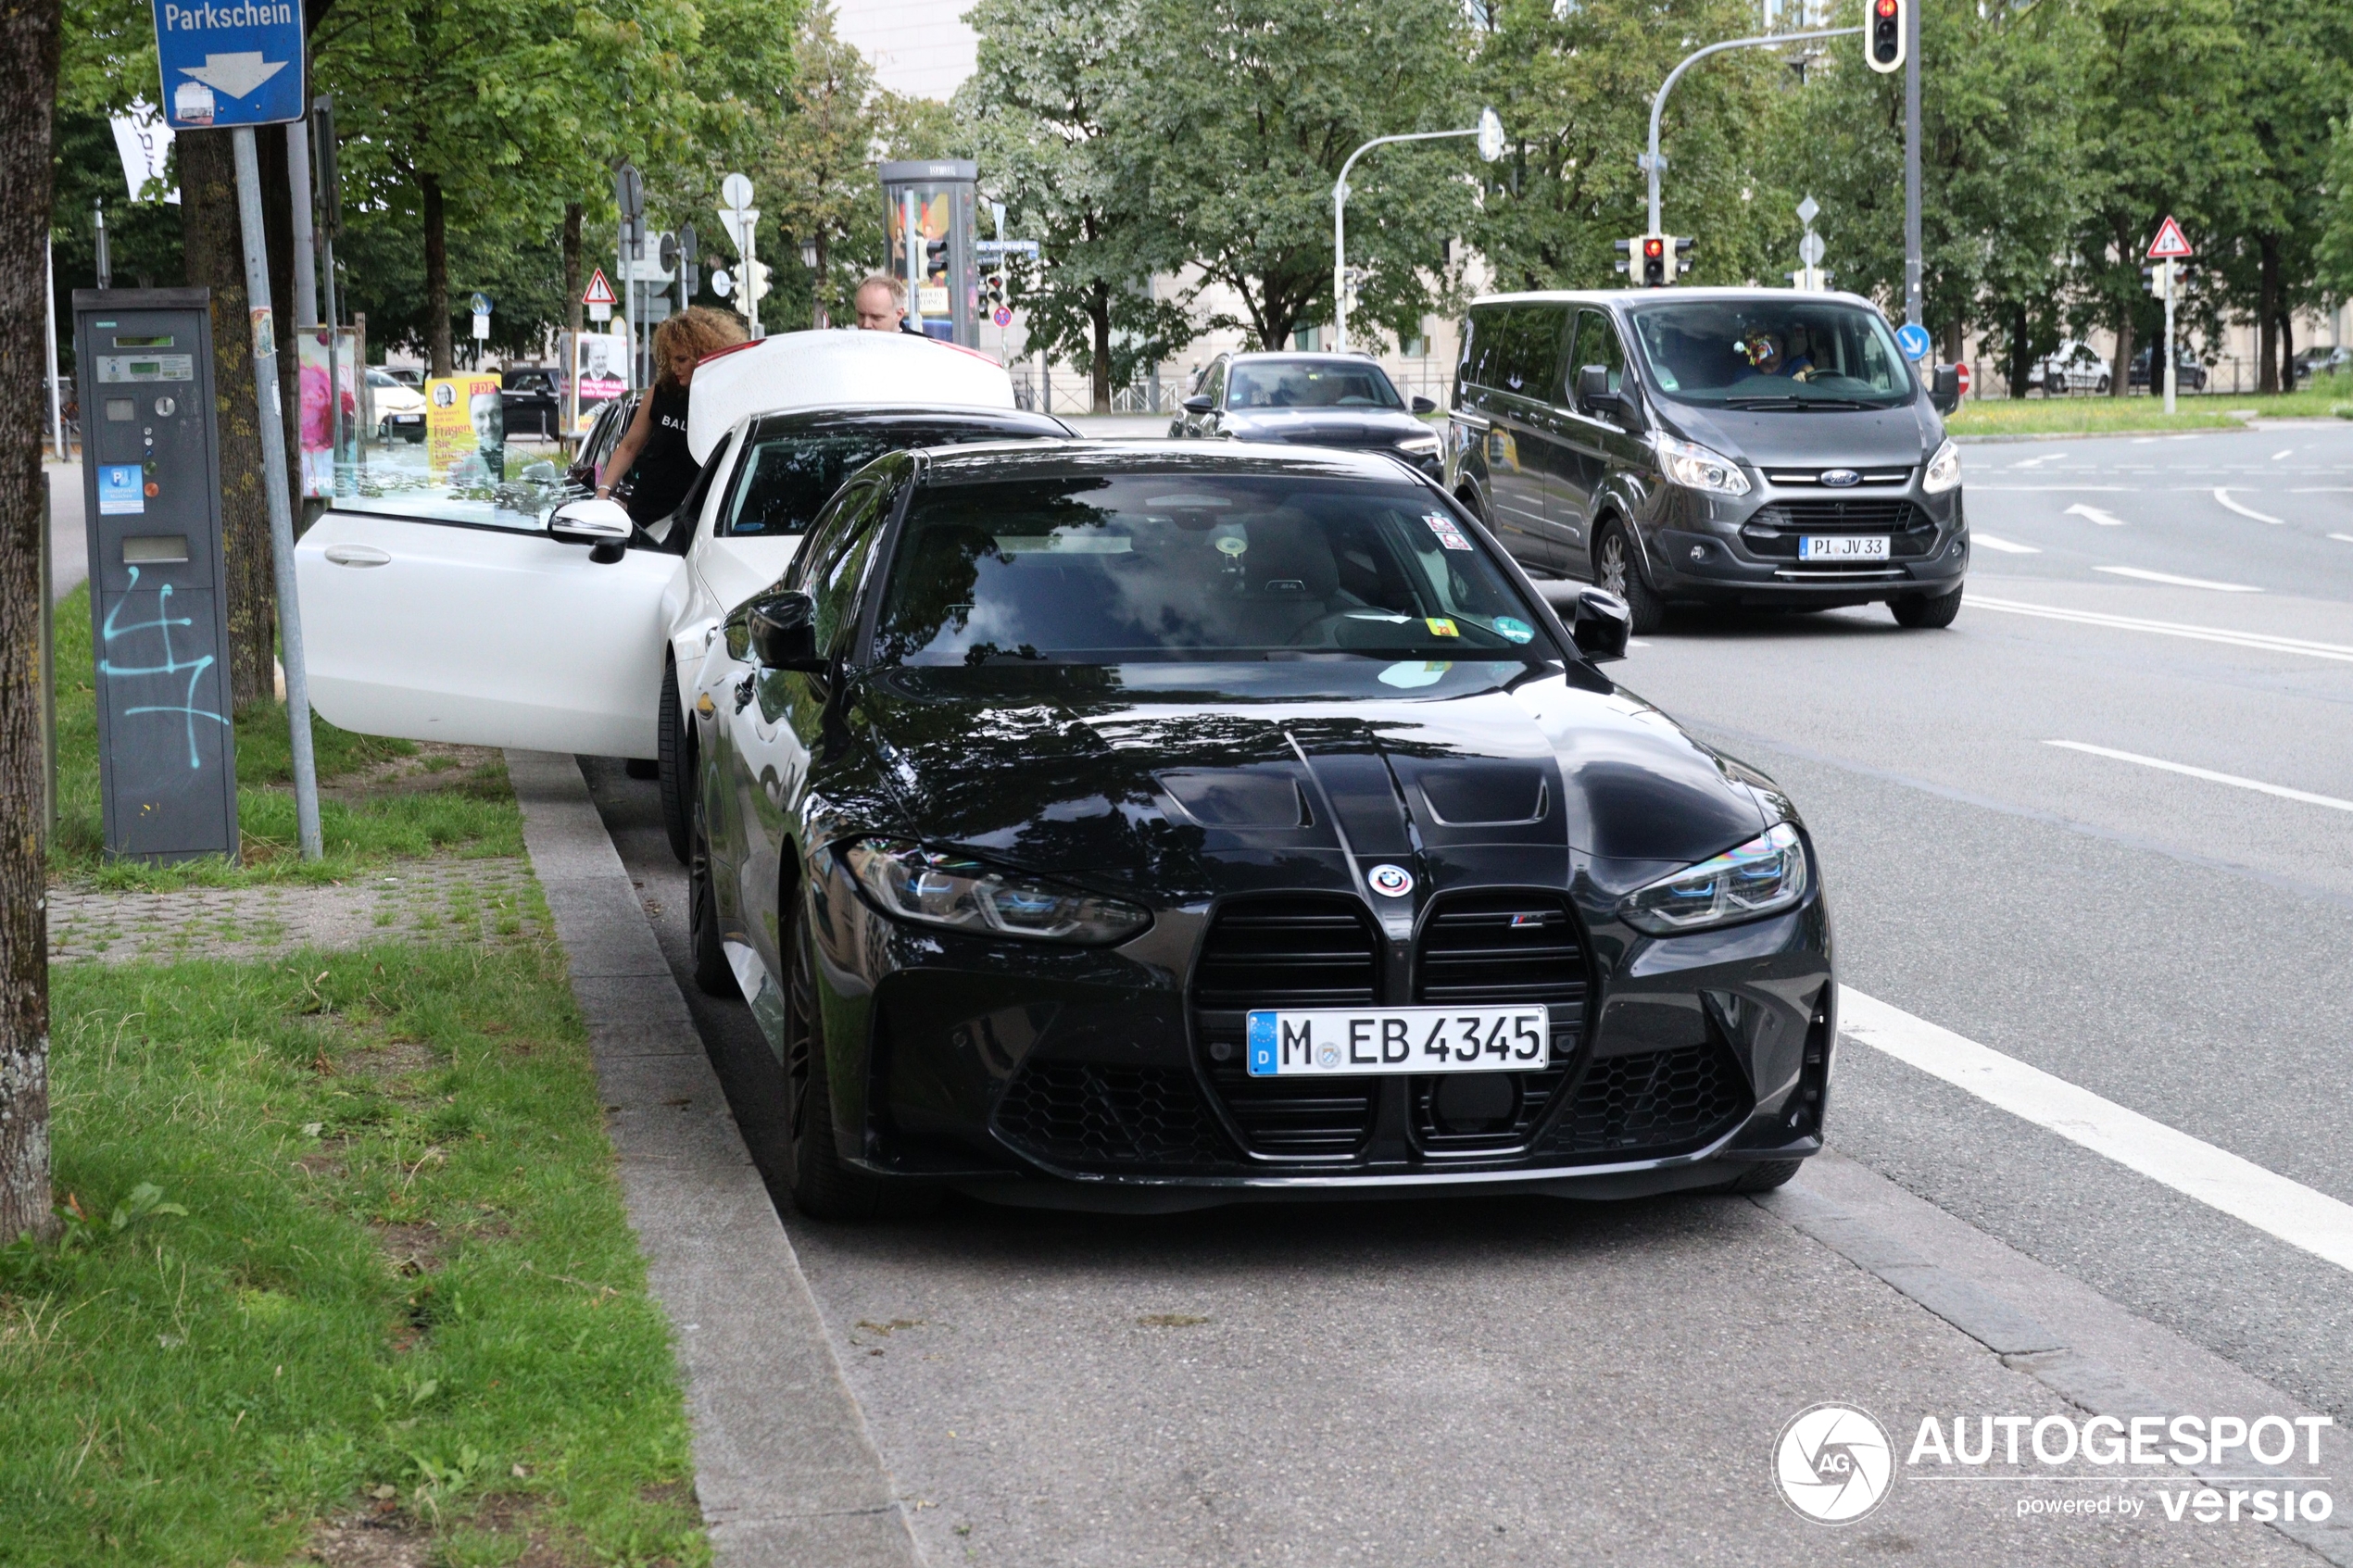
[2146,216,2193,260]
[583,268,618,307]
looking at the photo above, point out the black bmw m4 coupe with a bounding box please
[686,442,1834,1217]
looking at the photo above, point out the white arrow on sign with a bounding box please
[2065,503,2126,527]
[181,53,288,98]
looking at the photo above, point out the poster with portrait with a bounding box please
[296,330,359,496]
[425,374,504,483]
[574,331,628,433]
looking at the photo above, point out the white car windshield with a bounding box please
[1627,301,1914,409]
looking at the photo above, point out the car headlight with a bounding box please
[1622,822,1809,934]
[1921,438,1961,495]
[1652,433,1751,495]
[838,837,1150,945]
[1396,433,1441,456]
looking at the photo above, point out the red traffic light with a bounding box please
[1643,237,1665,258]
[1875,0,1895,14]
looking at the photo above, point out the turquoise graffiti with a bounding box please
[99,566,230,769]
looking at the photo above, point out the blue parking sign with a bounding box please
[152,0,308,130]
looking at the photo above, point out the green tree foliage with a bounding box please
[954,0,1194,410]
[1472,0,1781,295]
[1125,0,1480,352]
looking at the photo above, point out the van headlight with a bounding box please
[1652,433,1751,495]
[1396,433,1441,456]
[838,838,1150,945]
[1922,438,1961,494]
[1622,823,1810,934]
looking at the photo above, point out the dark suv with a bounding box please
[1444,289,1966,633]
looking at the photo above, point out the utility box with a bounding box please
[879,160,978,347]
[72,288,240,863]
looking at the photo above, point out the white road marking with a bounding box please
[2012,453,2068,469]
[1626,638,1655,648]
[2045,740,2353,814]
[2214,488,2284,524]
[1969,533,2041,554]
[2272,449,2295,460]
[2064,503,2126,527]
[1968,485,2131,492]
[2333,533,2353,545]
[1840,987,2353,1276]
[2094,565,2260,592]
[1966,596,2353,663]
[2291,488,2353,494]
[2132,436,2160,445]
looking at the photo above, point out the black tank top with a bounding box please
[625,383,698,525]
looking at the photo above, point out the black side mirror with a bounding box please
[1182,395,1214,415]
[747,589,826,672]
[1576,364,1611,412]
[1616,386,1648,434]
[1410,395,1437,414]
[1570,587,1630,663]
[1931,364,1960,415]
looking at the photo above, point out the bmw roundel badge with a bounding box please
[1820,469,1862,488]
[1366,863,1415,897]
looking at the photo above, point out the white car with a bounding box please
[296,331,1072,859]
[2032,339,2111,396]
[368,368,427,441]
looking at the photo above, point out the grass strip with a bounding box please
[0,937,703,1567]
[1948,376,2353,437]
[50,583,523,889]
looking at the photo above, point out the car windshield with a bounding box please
[724,422,1041,537]
[1226,360,1403,410]
[873,474,1552,666]
[1626,300,1913,408]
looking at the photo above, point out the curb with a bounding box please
[508,750,923,1568]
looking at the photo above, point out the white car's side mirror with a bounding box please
[549,497,632,563]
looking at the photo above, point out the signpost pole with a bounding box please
[1903,0,1922,328]
[44,234,65,460]
[903,191,924,332]
[232,126,323,860]
[2162,258,2177,416]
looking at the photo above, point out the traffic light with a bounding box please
[1613,237,1633,277]
[1642,234,1667,287]
[742,259,772,305]
[1674,236,1694,279]
[1867,0,1906,73]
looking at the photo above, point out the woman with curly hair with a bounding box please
[598,306,749,527]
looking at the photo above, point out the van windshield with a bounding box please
[1625,300,1914,408]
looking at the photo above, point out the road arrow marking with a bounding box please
[2095,565,2260,593]
[180,52,287,98]
[1969,596,2353,662]
[2213,488,2284,524]
[1969,533,2040,554]
[2046,741,2353,815]
[2064,503,2125,527]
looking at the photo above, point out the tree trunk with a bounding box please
[813,230,830,329]
[423,174,451,376]
[178,130,278,712]
[2278,309,2294,393]
[1088,282,1112,414]
[2258,238,2280,395]
[0,0,60,1246]
[2007,304,2032,399]
[562,202,582,446]
[2110,307,2133,399]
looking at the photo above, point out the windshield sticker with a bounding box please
[1653,367,1680,390]
[1491,616,1534,645]
[1423,512,1473,551]
[1379,660,1451,688]
[1425,617,1460,638]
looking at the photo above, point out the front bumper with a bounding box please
[812,871,1836,1210]
[1641,482,1968,606]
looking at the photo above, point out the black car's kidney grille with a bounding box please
[1541,1040,1752,1161]
[1410,894,1587,1153]
[1193,897,1382,1159]
[993,1062,1230,1170]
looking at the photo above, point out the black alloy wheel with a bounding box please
[1889,583,1965,630]
[780,920,937,1222]
[687,802,737,997]
[657,660,693,864]
[1593,522,1666,636]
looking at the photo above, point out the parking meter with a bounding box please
[72,288,240,863]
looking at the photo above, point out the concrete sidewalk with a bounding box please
[508,750,922,1568]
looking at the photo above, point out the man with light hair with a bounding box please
[853,273,919,333]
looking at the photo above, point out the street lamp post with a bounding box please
[1332,107,1504,355]
[1644,27,1858,238]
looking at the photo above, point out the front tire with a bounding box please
[1889,583,1964,629]
[1593,522,1666,635]
[781,922,936,1222]
[687,805,737,998]
[657,660,693,864]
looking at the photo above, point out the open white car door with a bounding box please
[296,499,676,758]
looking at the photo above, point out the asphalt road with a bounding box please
[575,416,2353,1565]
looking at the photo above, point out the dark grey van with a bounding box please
[1444,288,1966,633]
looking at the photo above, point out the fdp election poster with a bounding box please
[425,374,504,483]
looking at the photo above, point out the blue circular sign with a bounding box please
[1895,322,1932,362]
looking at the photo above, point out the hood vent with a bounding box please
[1158,770,1314,830]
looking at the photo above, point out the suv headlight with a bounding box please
[1652,433,1751,495]
[1622,823,1810,934]
[1396,432,1441,456]
[838,838,1150,945]
[1922,438,1961,495]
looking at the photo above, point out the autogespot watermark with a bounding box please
[1776,1406,2338,1527]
